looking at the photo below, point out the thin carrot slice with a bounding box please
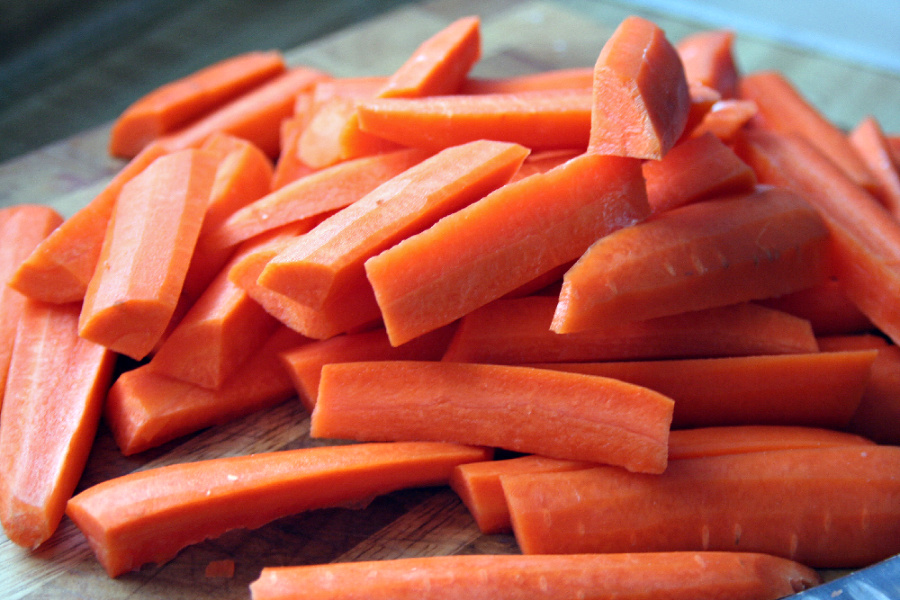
[460,67,593,94]
[78,149,219,360]
[849,115,900,217]
[847,344,900,445]
[109,51,287,158]
[312,361,674,474]
[675,29,739,98]
[250,552,820,600]
[588,15,690,159]
[0,301,115,549]
[257,140,529,311]
[365,153,649,345]
[667,425,875,460]
[66,441,490,577]
[551,187,830,333]
[502,445,900,569]
[757,278,874,336]
[689,98,758,142]
[442,296,819,364]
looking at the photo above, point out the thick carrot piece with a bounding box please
[736,129,900,345]
[532,350,875,429]
[312,361,674,474]
[552,187,831,333]
[676,29,739,99]
[849,115,900,217]
[643,131,756,214]
[460,67,593,94]
[109,51,287,158]
[668,425,875,460]
[588,16,690,159]
[257,140,529,310]
[67,441,489,577]
[757,278,874,336]
[357,90,592,152]
[250,552,819,600]
[8,143,167,304]
[503,445,900,569]
[0,301,115,549]
[366,153,649,345]
[847,345,900,444]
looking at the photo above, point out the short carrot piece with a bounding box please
[250,552,820,600]
[312,361,674,474]
[66,441,491,577]
[588,15,691,159]
[109,50,287,158]
[675,29,739,99]
[689,98,758,142]
[0,301,115,549]
[849,115,900,217]
[459,67,593,95]
[502,445,900,569]
[846,344,900,445]
[365,153,649,346]
[667,425,875,460]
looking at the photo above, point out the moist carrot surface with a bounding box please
[757,278,875,336]
[667,425,876,460]
[849,115,900,217]
[675,29,739,99]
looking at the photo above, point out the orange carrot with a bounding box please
[356,90,592,152]
[509,149,581,182]
[689,98,758,142]
[105,325,308,456]
[502,445,900,569]
[66,441,491,577]
[310,76,387,107]
[667,425,875,460]
[250,552,820,600]
[442,296,819,364]
[552,187,831,333]
[460,67,593,94]
[889,134,900,164]
[756,278,874,336]
[8,142,167,304]
[675,29,739,98]
[78,148,219,360]
[680,82,722,139]
[531,350,875,429]
[816,333,889,352]
[365,153,649,345]
[270,113,316,190]
[0,301,115,549]
[257,139,529,311]
[643,131,756,213]
[849,115,900,217]
[109,51,287,158]
[846,344,900,444]
[588,15,690,159]
[312,361,674,474]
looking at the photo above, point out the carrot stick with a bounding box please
[365,152,649,345]
[104,325,308,456]
[735,128,900,345]
[689,98,758,142]
[0,301,115,549]
[680,82,721,140]
[250,552,820,600]
[109,51,287,158]
[846,344,900,445]
[667,425,875,460]
[310,76,387,107]
[8,143,168,304]
[357,90,592,152]
[270,113,316,190]
[78,148,220,360]
[643,131,756,213]
[509,149,581,182]
[849,115,900,217]
[257,139,529,311]
[502,445,900,569]
[312,361,674,474]
[675,29,739,98]
[552,187,831,333]
[0,204,63,410]
[816,333,889,352]
[66,441,491,577]
[530,350,875,429]
[459,67,593,94]
[588,15,691,159]
[756,278,874,336]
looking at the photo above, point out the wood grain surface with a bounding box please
[1,1,897,598]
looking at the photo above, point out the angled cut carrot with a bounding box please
[0,301,115,549]
[689,98,758,142]
[667,425,875,460]
[756,278,874,335]
[533,350,875,429]
[8,142,167,304]
[78,148,219,360]
[365,153,649,345]
[588,15,691,159]
[460,67,593,94]
[642,131,756,214]
[442,296,819,364]
[257,139,529,310]
[502,445,900,569]
[109,50,287,158]
[66,441,491,577]
[270,113,316,190]
[312,361,674,474]
[105,325,308,456]
[551,187,831,333]
[250,552,819,600]
[509,149,581,182]
[679,82,721,139]
[847,344,900,445]
[357,90,592,152]
[675,29,739,98]
[849,115,900,217]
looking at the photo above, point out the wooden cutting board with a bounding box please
[1,1,897,598]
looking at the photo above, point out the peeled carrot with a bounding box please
[552,187,831,333]
[460,67,593,95]
[588,15,690,159]
[679,82,722,140]
[78,149,220,360]
[0,301,115,549]
[257,140,529,310]
[667,425,875,460]
[109,51,287,158]
[310,76,387,107]
[509,149,581,181]
[66,441,490,577]
[270,113,316,189]
[849,115,900,217]
[502,445,900,569]
[365,153,649,346]
[817,333,889,352]
[846,344,900,445]
[312,361,674,474]
[756,278,874,336]
[675,29,739,99]
[689,98,758,142]
[250,552,820,600]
